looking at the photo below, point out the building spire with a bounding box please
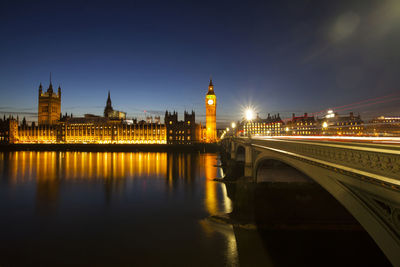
[104,91,113,117]
[47,72,53,93]
[209,76,213,87]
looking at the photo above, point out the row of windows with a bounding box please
[334,122,360,126]
[169,130,191,134]
[64,129,163,134]
[244,125,280,128]
[246,123,282,126]
[66,125,164,130]
[169,121,192,125]
[294,123,315,126]
[169,136,191,140]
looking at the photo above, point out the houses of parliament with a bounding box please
[0,78,218,144]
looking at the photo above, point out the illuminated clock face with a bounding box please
[208,99,214,105]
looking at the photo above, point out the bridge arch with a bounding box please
[252,149,400,265]
[255,157,313,183]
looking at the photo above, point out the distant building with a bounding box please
[16,119,166,144]
[239,113,284,136]
[3,84,166,144]
[319,111,364,136]
[38,77,61,125]
[286,113,317,135]
[368,116,400,136]
[0,116,18,143]
[165,111,199,144]
[0,78,217,144]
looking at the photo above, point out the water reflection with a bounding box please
[0,151,236,266]
[0,152,233,210]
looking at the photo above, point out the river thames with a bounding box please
[0,151,390,266]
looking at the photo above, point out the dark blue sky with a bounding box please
[1,0,399,126]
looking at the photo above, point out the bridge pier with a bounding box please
[230,141,236,160]
[244,145,253,178]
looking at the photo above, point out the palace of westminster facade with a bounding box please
[0,79,218,144]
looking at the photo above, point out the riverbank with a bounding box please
[0,143,220,152]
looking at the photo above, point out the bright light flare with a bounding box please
[326,110,335,118]
[245,108,255,121]
[231,122,236,129]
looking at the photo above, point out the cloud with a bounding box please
[143,110,165,116]
[329,12,360,42]
[0,111,37,115]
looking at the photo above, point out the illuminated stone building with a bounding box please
[0,116,18,143]
[241,113,284,136]
[165,111,200,144]
[60,120,165,144]
[286,113,317,135]
[319,111,364,136]
[16,114,166,144]
[0,78,218,144]
[205,79,217,142]
[38,77,61,125]
[3,84,166,144]
[368,116,400,136]
[18,124,58,143]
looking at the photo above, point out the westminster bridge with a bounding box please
[220,136,400,266]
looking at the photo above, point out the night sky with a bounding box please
[1,0,399,127]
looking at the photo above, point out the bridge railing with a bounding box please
[244,138,400,184]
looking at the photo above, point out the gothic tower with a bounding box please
[104,91,114,117]
[205,78,217,142]
[38,74,61,125]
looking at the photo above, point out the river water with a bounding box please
[0,151,390,266]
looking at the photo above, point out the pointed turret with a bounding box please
[39,83,43,94]
[107,91,112,106]
[47,72,53,94]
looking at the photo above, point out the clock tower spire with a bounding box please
[205,78,217,142]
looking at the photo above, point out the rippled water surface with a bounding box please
[0,151,236,266]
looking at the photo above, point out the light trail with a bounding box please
[309,92,400,117]
[251,135,400,145]
[334,97,400,113]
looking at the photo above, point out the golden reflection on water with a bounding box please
[0,151,238,265]
[204,154,218,215]
[203,154,233,215]
[0,151,231,216]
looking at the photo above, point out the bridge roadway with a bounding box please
[221,136,400,266]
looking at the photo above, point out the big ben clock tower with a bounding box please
[205,79,217,143]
